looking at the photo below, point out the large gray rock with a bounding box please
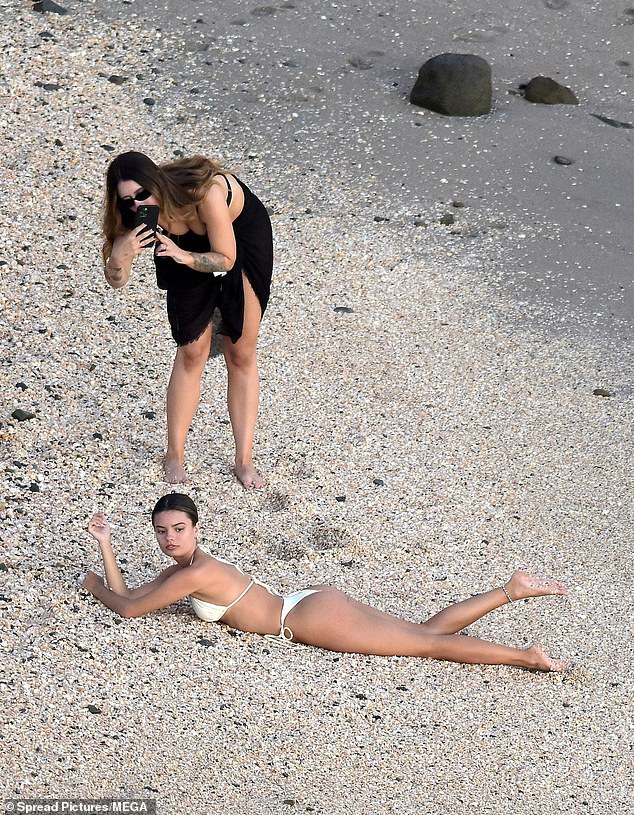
[524,76,578,104]
[410,53,492,116]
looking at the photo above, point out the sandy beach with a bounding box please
[1,1,632,813]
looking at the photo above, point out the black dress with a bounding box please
[154,175,273,345]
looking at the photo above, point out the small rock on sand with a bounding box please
[524,76,578,104]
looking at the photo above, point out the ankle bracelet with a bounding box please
[501,585,513,604]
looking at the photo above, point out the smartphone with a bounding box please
[133,205,160,247]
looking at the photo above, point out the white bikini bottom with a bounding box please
[265,588,322,645]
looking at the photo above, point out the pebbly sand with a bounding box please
[1,0,632,813]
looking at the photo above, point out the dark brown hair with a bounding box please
[101,151,226,264]
[151,493,199,526]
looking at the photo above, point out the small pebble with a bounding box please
[12,409,36,422]
[34,81,61,91]
[196,637,215,648]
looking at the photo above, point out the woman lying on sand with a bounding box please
[82,494,569,671]
[102,152,273,488]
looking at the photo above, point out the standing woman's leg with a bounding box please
[164,322,214,483]
[222,273,264,489]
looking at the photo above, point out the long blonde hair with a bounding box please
[101,152,227,263]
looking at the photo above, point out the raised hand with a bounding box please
[127,223,157,256]
[87,513,112,545]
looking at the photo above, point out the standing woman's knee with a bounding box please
[224,346,256,371]
[223,339,257,371]
[177,338,210,371]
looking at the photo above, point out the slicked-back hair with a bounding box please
[151,493,199,526]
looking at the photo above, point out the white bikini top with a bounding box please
[188,555,277,622]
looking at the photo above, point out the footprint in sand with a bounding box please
[347,51,385,70]
[251,6,277,17]
[268,541,307,560]
[309,525,351,551]
[265,490,291,512]
[452,21,510,44]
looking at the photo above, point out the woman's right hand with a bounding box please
[120,224,156,257]
[105,226,155,288]
[88,513,112,544]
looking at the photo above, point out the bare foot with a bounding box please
[523,643,567,672]
[234,462,266,489]
[163,456,190,484]
[504,570,569,601]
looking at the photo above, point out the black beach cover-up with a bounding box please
[154,175,273,345]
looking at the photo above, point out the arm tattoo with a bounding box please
[189,252,228,276]
[106,261,123,280]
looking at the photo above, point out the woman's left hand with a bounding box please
[154,231,192,266]
[82,570,104,593]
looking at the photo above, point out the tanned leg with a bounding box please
[222,273,264,489]
[286,584,568,671]
[164,323,213,483]
[421,571,569,635]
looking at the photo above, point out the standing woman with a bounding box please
[101,152,273,488]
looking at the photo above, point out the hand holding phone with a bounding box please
[133,205,160,248]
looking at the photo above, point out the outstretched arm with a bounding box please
[82,567,201,618]
[84,513,200,617]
